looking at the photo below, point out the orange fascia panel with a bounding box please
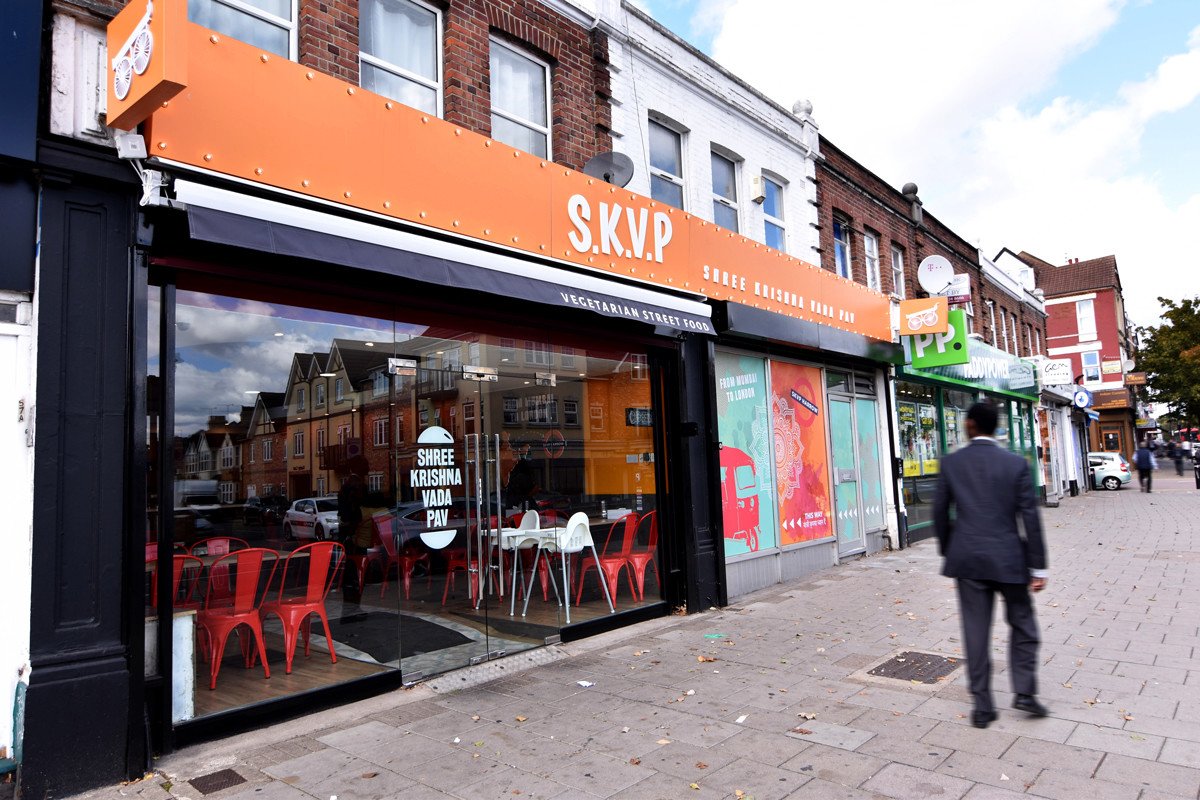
[107,0,187,132]
[146,23,892,342]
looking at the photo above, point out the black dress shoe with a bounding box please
[1013,695,1049,716]
[971,710,997,728]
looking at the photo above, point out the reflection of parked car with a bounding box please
[243,495,290,525]
[388,500,470,550]
[1088,451,1132,490]
[283,497,339,540]
[719,446,760,552]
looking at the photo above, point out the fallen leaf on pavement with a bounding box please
[696,762,708,769]
[361,772,378,779]
[515,716,527,722]
[657,738,672,744]
[1062,683,1072,689]
[629,758,641,765]
[797,712,817,720]
[698,655,716,663]
[791,728,814,735]
[690,783,700,790]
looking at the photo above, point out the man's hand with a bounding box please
[1029,577,1047,593]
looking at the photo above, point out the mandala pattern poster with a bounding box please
[768,361,832,544]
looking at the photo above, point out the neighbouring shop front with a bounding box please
[710,304,899,599]
[895,338,1039,541]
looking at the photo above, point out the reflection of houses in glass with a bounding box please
[242,392,288,500]
[178,413,250,504]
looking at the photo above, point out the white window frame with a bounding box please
[374,418,389,446]
[1077,298,1097,341]
[314,382,326,407]
[560,346,576,368]
[524,340,551,366]
[189,0,297,59]
[221,444,235,469]
[762,175,786,252]
[248,441,256,463]
[368,473,384,492]
[647,118,685,210]
[395,414,406,443]
[1025,325,1033,358]
[292,431,304,457]
[1081,350,1102,384]
[564,399,580,426]
[296,386,306,411]
[1000,308,1009,352]
[358,0,443,116]
[338,424,350,445]
[890,245,905,297]
[316,427,326,455]
[863,231,881,292]
[1035,329,1042,355]
[1010,313,1019,355]
[988,302,998,347]
[335,377,345,403]
[316,477,326,497]
[631,353,649,382]
[489,37,551,159]
[219,482,235,504]
[499,338,516,362]
[710,150,739,233]
[832,214,852,279]
[262,439,273,462]
[373,371,389,397]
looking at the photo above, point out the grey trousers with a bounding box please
[956,578,1040,713]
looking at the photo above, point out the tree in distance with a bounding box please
[1138,296,1200,424]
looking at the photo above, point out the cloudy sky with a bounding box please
[634,0,1200,329]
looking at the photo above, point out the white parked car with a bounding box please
[283,497,340,540]
[1088,452,1132,491]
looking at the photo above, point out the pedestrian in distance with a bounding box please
[1134,440,1156,492]
[1173,439,1186,476]
[934,401,1048,729]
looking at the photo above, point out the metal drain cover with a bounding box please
[189,769,247,795]
[868,651,960,684]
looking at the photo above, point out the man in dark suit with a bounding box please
[935,401,1048,729]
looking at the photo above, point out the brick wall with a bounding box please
[64,0,611,172]
[817,137,1047,355]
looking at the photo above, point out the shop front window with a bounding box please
[146,282,664,725]
[897,382,940,530]
[943,390,976,452]
[714,350,832,561]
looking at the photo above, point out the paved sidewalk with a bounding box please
[72,469,1200,800]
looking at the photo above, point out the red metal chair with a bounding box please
[441,547,477,606]
[376,515,429,600]
[190,537,249,557]
[575,513,638,606]
[196,548,278,690]
[259,541,343,674]
[147,553,205,610]
[626,510,659,601]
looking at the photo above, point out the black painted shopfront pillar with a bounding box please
[21,174,144,796]
[674,334,726,611]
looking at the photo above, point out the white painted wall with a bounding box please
[0,294,35,764]
[585,0,822,266]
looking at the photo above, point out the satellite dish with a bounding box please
[583,151,635,188]
[917,255,955,295]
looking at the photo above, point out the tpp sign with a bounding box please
[903,308,970,368]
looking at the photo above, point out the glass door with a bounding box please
[830,398,866,556]
[854,397,886,534]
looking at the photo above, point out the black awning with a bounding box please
[185,204,714,336]
[714,301,901,363]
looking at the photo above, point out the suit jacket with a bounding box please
[934,439,1046,583]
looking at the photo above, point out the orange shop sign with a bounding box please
[105,0,188,131]
[898,297,948,335]
[124,16,890,342]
